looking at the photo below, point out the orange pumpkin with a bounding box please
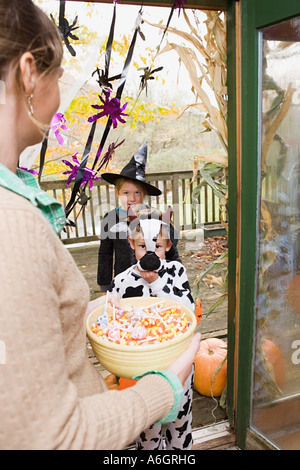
[195,298,203,324]
[262,339,286,389]
[104,373,119,390]
[194,338,227,397]
[119,378,137,390]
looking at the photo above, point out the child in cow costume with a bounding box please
[108,207,195,450]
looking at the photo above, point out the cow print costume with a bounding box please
[109,260,195,450]
[135,366,195,450]
[108,206,196,450]
[109,259,195,312]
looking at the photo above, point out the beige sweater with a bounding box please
[0,187,174,450]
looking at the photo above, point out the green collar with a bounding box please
[0,163,66,234]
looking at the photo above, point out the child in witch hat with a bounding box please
[97,142,181,293]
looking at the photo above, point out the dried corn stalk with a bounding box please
[145,10,228,218]
[144,10,228,153]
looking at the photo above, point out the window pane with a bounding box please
[252,17,300,450]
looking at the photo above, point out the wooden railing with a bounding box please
[41,170,221,244]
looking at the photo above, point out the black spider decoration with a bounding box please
[59,15,79,57]
[138,66,164,94]
[92,67,121,94]
[51,0,79,57]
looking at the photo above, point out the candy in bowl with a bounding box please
[86,297,197,379]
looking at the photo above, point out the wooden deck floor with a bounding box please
[68,238,232,448]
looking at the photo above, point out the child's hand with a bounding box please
[84,293,120,321]
[107,293,120,308]
[139,270,159,284]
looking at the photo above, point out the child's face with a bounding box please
[129,232,172,261]
[116,181,145,211]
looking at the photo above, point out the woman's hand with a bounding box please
[167,333,201,385]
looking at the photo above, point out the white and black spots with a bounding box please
[135,367,195,450]
[109,259,195,312]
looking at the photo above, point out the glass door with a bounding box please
[237,0,300,450]
[251,17,300,450]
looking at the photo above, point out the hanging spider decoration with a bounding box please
[96,139,125,172]
[92,67,121,94]
[138,66,164,94]
[59,15,79,57]
[174,0,187,16]
[63,4,146,219]
[51,0,79,57]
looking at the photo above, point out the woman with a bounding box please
[0,0,200,450]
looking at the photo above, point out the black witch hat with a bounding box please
[101,142,162,196]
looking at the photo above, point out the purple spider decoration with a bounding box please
[62,153,100,190]
[173,0,186,16]
[18,167,39,176]
[88,90,128,129]
[96,139,125,170]
[50,113,69,145]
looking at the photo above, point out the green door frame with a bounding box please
[235,0,300,450]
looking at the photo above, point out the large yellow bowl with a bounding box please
[86,297,196,379]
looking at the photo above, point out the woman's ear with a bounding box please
[19,52,38,95]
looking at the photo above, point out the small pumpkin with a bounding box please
[104,373,119,390]
[195,298,203,324]
[194,338,227,397]
[119,378,137,390]
[262,339,286,389]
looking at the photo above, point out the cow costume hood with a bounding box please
[110,207,173,272]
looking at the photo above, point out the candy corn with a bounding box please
[90,302,191,346]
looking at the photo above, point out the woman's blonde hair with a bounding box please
[0,0,63,97]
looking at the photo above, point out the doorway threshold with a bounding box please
[192,420,238,450]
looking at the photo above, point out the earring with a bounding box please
[27,93,34,117]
